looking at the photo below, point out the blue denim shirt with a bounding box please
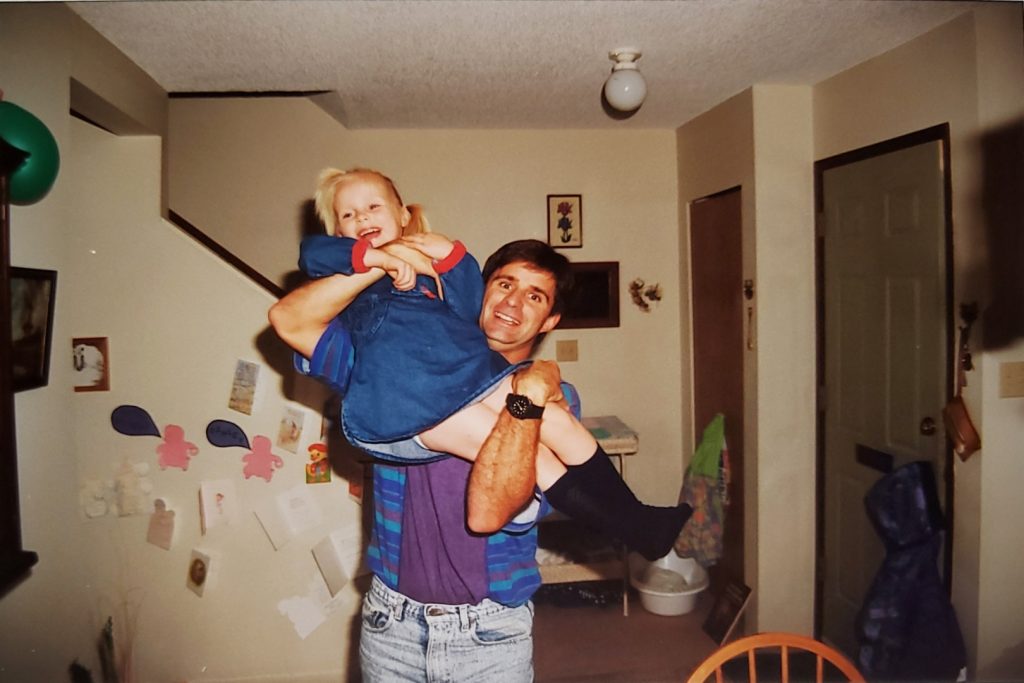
[299,235,523,449]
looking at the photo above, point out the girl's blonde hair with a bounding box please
[314,167,430,237]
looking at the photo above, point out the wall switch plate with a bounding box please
[999,361,1024,398]
[556,340,578,362]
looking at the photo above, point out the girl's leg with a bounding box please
[421,378,691,560]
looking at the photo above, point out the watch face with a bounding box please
[506,393,543,419]
[509,395,530,417]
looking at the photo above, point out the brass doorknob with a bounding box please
[920,416,937,436]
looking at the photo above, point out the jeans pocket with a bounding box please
[361,593,395,634]
[470,606,533,645]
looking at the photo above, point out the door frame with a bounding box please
[813,123,956,636]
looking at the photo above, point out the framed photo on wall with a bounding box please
[10,267,57,392]
[547,194,582,248]
[72,336,110,392]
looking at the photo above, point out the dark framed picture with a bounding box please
[10,267,57,392]
[558,261,620,329]
[73,336,110,392]
[547,194,582,248]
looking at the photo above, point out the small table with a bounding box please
[538,416,639,615]
[582,415,639,481]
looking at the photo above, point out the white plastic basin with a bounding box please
[629,549,709,616]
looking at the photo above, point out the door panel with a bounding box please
[690,187,744,589]
[820,139,947,657]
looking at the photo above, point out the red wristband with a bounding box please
[433,240,467,274]
[352,238,371,274]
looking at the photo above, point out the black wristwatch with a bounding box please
[505,393,545,420]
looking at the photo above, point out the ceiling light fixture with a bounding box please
[603,49,647,113]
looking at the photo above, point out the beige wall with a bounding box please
[676,88,760,621]
[67,118,352,682]
[169,99,687,506]
[676,4,1024,672]
[813,6,1024,676]
[1,6,96,678]
[675,85,817,634]
[751,84,816,633]
[2,5,353,681]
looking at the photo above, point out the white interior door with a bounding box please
[820,139,947,657]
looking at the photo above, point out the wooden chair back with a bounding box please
[685,632,865,683]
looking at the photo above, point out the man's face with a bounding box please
[479,261,561,361]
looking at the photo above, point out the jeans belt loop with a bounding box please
[391,593,407,622]
[457,604,472,631]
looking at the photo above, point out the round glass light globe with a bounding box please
[603,70,647,112]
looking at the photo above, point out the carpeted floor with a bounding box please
[533,586,719,682]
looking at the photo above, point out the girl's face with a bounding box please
[332,173,410,247]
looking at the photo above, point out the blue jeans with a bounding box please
[360,576,535,682]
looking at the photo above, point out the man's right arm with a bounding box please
[268,270,384,357]
[270,238,439,357]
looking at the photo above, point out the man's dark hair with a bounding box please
[481,239,574,315]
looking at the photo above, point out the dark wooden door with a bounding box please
[689,187,745,588]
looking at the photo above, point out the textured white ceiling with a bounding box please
[69,0,978,130]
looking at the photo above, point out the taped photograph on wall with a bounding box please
[72,336,110,392]
[10,267,56,392]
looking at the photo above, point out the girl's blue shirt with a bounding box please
[299,235,523,449]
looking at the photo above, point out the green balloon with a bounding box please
[0,100,60,205]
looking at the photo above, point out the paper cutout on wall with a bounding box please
[114,461,153,515]
[206,419,251,449]
[156,424,199,471]
[186,548,213,597]
[253,485,323,550]
[312,521,367,597]
[111,404,160,437]
[242,435,284,482]
[80,479,114,519]
[80,461,154,518]
[277,572,348,640]
[199,479,239,534]
[146,499,175,550]
[305,443,331,484]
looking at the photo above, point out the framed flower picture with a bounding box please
[547,194,582,248]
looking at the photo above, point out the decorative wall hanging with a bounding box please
[628,277,663,312]
[547,194,583,248]
[242,435,284,482]
[156,424,199,471]
[9,266,56,391]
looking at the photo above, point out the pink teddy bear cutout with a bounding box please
[156,424,199,471]
[242,435,284,482]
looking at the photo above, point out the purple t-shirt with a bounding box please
[398,457,489,604]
